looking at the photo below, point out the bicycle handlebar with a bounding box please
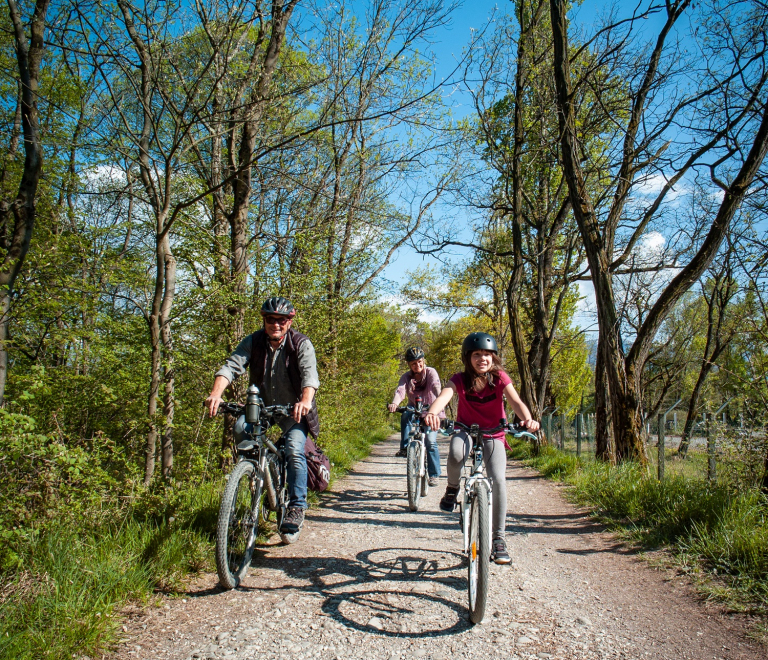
[217,401,295,419]
[442,418,537,439]
[391,405,427,415]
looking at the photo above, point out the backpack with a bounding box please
[304,436,331,492]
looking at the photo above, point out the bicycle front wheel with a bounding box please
[216,460,262,589]
[420,443,430,497]
[467,482,490,624]
[406,442,421,511]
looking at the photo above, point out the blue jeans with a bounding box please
[400,409,441,478]
[236,416,309,510]
[283,420,309,509]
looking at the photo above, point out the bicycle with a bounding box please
[214,386,297,589]
[393,396,430,511]
[441,418,537,624]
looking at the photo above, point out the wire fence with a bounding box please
[541,409,768,488]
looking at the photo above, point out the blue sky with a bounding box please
[379,0,612,289]
[378,0,684,330]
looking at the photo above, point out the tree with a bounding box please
[0,0,51,404]
[550,0,768,462]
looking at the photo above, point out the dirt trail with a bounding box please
[114,435,763,660]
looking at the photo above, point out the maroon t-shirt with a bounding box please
[449,370,512,440]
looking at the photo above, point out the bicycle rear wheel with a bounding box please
[216,460,262,589]
[406,442,421,511]
[467,482,490,623]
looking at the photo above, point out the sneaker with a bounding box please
[280,507,305,535]
[492,538,511,564]
[428,476,439,487]
[439,486,460,512]
[395,448,407,457]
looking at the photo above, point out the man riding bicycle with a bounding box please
[387,347,443,486]
[205,296,320,539]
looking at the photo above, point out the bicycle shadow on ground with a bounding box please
[211,547,475,637]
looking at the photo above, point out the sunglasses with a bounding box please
[264,316,291,326]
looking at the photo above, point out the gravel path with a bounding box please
[114,434,763,660]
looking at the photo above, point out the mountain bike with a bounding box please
[214,389,296,589]
[442,418,537,624]
[393,397,430,511]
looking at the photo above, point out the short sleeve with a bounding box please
[496,370,512,389]
[448,373,463,390]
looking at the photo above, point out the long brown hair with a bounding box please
[461,351,503,390]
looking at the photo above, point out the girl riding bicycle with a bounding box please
[424,332,540,564]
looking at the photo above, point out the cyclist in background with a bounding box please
[387,347,443,486]
[424,332,539,564]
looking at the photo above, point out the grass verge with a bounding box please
[0,426,391,660]
[507,438,768,619]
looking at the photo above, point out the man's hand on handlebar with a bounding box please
[205,394,224,418]
[293,400,310,423]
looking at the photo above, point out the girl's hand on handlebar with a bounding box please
[425,412,441,431]
[387,403,398,413]
[520,418,540,432]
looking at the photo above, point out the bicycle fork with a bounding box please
[460,473,493,554]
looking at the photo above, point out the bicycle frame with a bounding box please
[223,401,293,524]
[458,425,493,554]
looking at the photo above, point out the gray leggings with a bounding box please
[446,431,508,540]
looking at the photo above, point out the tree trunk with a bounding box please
[594,337,613,461]
[0,291,10,404]
[0,0,50,405]
[160,241,176,479]
[145,313,161,485]
[550,0,647,464]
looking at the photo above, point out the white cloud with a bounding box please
[633,173,689,203]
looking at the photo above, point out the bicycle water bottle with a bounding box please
[245,385,261,424]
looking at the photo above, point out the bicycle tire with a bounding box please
[216,461,262,589]
[406,442,421,511]
[420,443,429,497]
[467,482,490,624]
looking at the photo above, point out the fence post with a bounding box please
[560,414,566,450]
[576,413,582,457]
[657,413,665,481]
[707,413,716,481]
[546,414,552,445]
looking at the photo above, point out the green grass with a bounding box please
[0,426,391,660]
[324,425,393,478]
[0,481,219,660]
[507,437,768,615]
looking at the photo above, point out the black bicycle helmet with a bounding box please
[461,332,498,356]
[260,296,296,318]
[404,346,425,362]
